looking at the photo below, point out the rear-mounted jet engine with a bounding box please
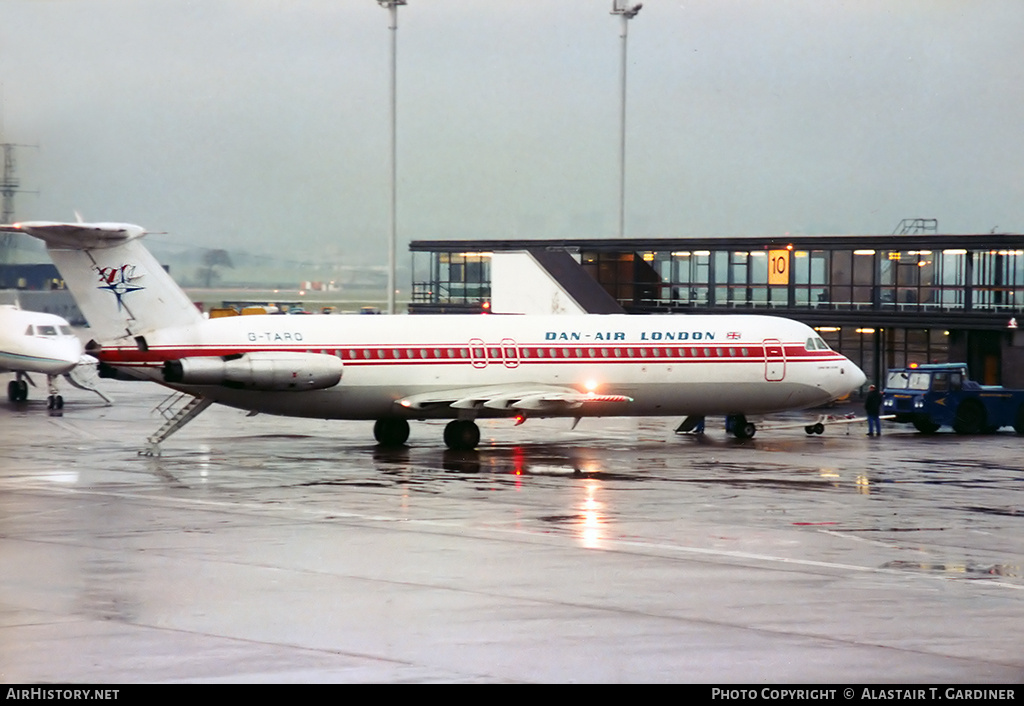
[163,351,342,391]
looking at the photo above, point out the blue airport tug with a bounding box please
[882,363,1024,435]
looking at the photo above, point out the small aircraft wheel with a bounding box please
[47,395,55,409]
[55,395,64,410]
[813,423,825,435]
[444,420,481,450]
[373,418,410,447]
[804,425,815,435]
[10,379,28,402]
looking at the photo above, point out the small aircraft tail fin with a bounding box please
[1,221,203,341]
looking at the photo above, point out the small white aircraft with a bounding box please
[0,303,111,407]
[2,220,866,451]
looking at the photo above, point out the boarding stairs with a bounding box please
[142,392,213,456]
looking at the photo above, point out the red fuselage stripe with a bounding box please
[98,342,845,368]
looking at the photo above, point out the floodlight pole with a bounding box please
[377,1,406,314]
[611,2,641,239]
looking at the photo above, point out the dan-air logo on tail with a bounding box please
[96,264,145,310]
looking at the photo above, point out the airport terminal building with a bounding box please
[409,229,1024,388]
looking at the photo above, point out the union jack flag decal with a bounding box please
[727,331,742,339]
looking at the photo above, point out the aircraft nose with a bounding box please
[849,360,867,389]
[58,339,85,366]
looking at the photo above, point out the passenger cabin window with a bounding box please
[932,373,948,392]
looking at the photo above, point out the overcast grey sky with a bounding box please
[2,0,1023,263]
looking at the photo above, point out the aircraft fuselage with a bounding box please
[96,312,863,420]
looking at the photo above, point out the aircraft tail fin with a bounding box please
[1,221,203,341]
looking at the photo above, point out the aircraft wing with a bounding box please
[397,384,633,414]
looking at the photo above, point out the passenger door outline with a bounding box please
[763,338,786,381]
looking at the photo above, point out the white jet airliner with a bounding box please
[2,221,866,451]
[0,304,111,407]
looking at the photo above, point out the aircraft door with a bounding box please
[501,338,520,369]
[763,338,786,381]
[469,338,487,369]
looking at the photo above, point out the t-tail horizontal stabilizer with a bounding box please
[1,221,203,341]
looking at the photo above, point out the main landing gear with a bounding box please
[726,414,757,440]
[6,370,110,409]
[7,378,29,403]
[373,418,410,447]
[373,418,481,451]
[443,420,480,451]
[4,374,61,408]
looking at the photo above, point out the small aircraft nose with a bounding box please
[53,339,86,370]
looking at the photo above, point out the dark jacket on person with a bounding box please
[865,389,883,416]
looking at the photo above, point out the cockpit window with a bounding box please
[36,325,58,336]
[59,326,73,336]
[25,325,33,336]
[806,337,831,351]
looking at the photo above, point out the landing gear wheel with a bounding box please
[731,415,756,439]
[952,399,986,435]
[444,419,481,450]
[813,423,824,435]
[373,418,410,447]
[8,379,28,402]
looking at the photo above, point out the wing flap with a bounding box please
[398,384,632,414]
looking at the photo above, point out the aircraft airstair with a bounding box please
[142,392,213,455]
